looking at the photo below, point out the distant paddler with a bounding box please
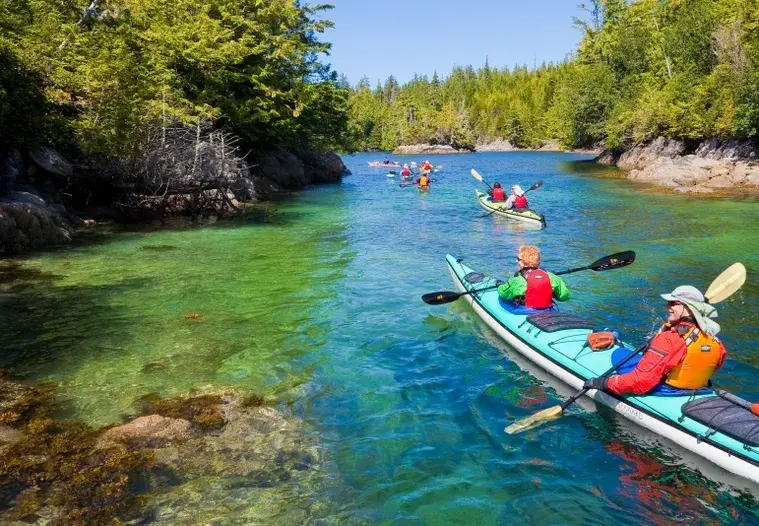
[505,184,528,210]
[489,182,506,202]
[414,173,431,190]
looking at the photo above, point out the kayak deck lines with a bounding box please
[445,254,759,485]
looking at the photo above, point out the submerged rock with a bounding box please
[98,415,194,448]
[0,380,323,524]
[0,377,55,427]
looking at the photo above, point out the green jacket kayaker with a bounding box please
[497,245,570,309]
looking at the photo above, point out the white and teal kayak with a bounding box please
[446,254,759,486]
[475,190,545,228]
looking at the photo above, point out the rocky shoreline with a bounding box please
[0,146,350,254]
[595,137,759,194]
[392,144,470,155]
[391,140,602,155]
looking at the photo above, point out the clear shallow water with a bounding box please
[2,151,759,522]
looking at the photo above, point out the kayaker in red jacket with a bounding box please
[505,185,528,209]
[490,182,506,202]
[401,164,412,177]
[584,286,727,395]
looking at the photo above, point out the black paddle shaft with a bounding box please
[421,251,635,305]
[554,251,635,276]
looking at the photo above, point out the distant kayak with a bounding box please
[369,161,401,168]
[475,190,545,229]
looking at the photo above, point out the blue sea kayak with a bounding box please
[446,254,759,486]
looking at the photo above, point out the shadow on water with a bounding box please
[0,270,145,376]
[558,159,621,178]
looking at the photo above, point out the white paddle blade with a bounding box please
[504,405,563,435]
[705,263,746,304]
[470,169,483,182]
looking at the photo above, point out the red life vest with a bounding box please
[514,194,528,209]
[401,168,410,176]
[524,269,553,309]
[492,188,506,201]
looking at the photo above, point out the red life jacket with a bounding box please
[492,187,506,201]
[401,168,410,176]
[524,269,553,309]
[514,194,528,209]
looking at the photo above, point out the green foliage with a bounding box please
[347,0,759,151]
[547,64,617,148]
[0,0,349,157]
[0,44,55,150]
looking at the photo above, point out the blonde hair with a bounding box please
[518,245,541,268]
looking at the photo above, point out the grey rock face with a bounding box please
[28,146,73,179]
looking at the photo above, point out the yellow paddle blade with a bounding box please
[504,405,563,435]
[470,169,484,182]
[705,263,746,304]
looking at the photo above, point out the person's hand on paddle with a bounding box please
[583,377,608,390]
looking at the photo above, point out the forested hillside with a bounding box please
[346,0,759,152]
[0,0,350,156]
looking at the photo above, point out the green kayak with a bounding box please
[446,254,759,487]
[475,190,545,228]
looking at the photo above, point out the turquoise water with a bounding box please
[2,152,759,522]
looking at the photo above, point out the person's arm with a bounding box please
[715,340,727,370]
[605,333,686,395]
[504,195,515,209]
[548,272,570,302]
[497,275,527,302]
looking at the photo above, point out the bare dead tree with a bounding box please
[106,124,253,217]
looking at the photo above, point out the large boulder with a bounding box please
[695,138,758,161]
[0,192,76,253]
[300,152,350,184]
[617,137,686,171]
[252,150,307,189]
[249,150,349,195]
[594,150,621,166]
[28,146,73,179]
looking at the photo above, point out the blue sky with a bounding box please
[322,0,585,86]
